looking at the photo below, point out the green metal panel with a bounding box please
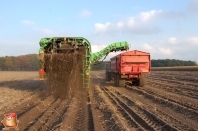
[90,41,129,63]
[39,38,54,53]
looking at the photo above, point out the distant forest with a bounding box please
[151,59,197,67]
[92,59,197,70]
[0,54,39,71]
[0,54,197,71]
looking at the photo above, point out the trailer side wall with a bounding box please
[110,50,150,78]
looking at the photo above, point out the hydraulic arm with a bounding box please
[90,41,129,63]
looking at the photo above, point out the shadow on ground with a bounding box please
[0,79,47,98]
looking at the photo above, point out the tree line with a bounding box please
[0,54,197,71]
[0,54,39,71]
[92,59,197,70]
[151,59,197,67]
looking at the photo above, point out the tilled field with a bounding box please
[0,71,198,131]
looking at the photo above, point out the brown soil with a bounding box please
[44,48,84,99]
[0,71,198,130]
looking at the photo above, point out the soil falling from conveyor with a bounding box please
[44,49,85,99]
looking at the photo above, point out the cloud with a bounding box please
[188,0,198,13]
[21,20,35,25]
[158,47,173,55]
[0,40,36,45]
[94,19,161,35]
[79,9,92,17]
[168,37,178,44]
[93,10,185,35]
[116,22,124,28]
[94,22,114,34]
[139,10,162,21]
[186,36,198,45]
[91,44,123,61]
[91,44,107,53]
[93,10,163,35]
[33,28,63,35]
[40,28,54,34]
[142,43,156,53]
[0,40,39,56]
[0,53,7,57]
[0,48,8,56]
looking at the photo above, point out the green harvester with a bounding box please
[38,37,129,88]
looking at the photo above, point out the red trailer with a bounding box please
[106,50,151,87]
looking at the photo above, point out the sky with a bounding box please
[0,0,198,62]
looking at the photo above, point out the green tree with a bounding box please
[4,56,13,71]
[0,57,5,70]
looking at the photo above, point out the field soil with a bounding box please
[0,71,198,131]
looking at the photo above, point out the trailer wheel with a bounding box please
[118,79,125,87]
[139,76,146,87]
[114,74,121,87]
[105,72,111,81]
[114,75,117,86]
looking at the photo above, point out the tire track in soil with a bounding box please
[88,90,104,131]
[101,87,172,131]
[103,87,177,131]
[58,97,78,131]
[37,98,72,131]
[148,73,198,83]
[87,92,95,131]
[71,92,90,131]
[24,98,60,131]
[148,76,198,87]
[2,71,198,131]
[99,87,144,130]
[147,79,198,99]
[93,86,131,131]
[124,84,198,123]
[0,92,40,115]
[93,72,135,130]
[146,81,198,111]
[0,95,41,129]
[112,87,195,130]
[23,98,58,131]
[92,71,198,130]
[147,78,198,92]
[0,79,45,114]
[72,102,85,131]
[16,96,55,130]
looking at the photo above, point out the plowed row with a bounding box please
[0,71,198,131]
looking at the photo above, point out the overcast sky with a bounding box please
[0,0,198,62]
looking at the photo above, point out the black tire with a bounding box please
[114,74,125,87]
[114,74,120,87]
[118,79,125,87]
[116,74,120,87]
[105,72,111,81]
[114,74,117,86]
[139,76,146,87]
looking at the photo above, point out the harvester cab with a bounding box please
[38,37,129,88]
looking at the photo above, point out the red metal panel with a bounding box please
[109,50,151,78]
